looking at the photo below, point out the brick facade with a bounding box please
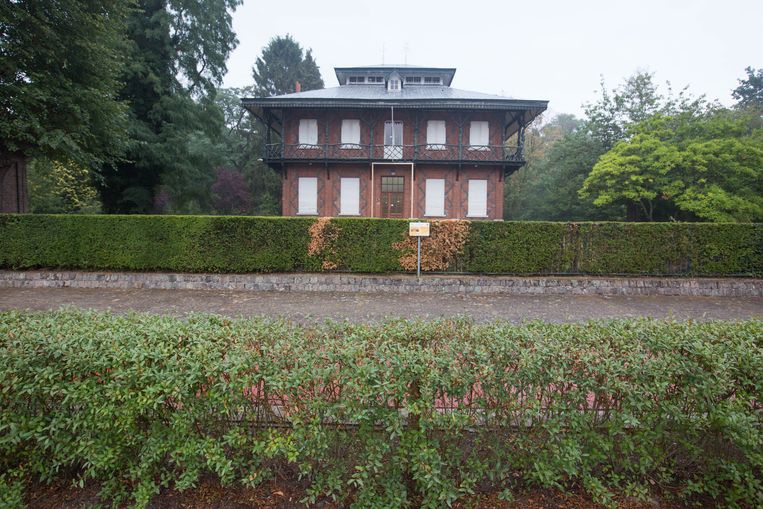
[279,109,506,219]
[281,161,504,219]
[0,155,28,213]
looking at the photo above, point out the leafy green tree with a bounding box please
[0,0,130,167]
[98,0,242,213]
[732,67,763,113]
[580,111,763,222]
[506,72,703,221]
[579,134,681,221]
[27,159,101,213]
[252,35,324,97]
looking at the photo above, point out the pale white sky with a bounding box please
[223,0,762,116]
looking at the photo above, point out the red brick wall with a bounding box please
[281,108,505,149]
[0,156,28,213]
[281,162,504,220]
[278,107,506,219]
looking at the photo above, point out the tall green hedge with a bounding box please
[0,214,760,276]
[1,312,761,508]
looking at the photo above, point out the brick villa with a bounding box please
[243,65,547,219]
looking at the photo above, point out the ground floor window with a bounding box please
[297,177,318,215]
[467,179,487,217]
[340,177,360,215]
[425,178,445,216]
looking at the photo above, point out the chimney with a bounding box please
[295,80,301,93]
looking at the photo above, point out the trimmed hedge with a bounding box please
[1,312,761,508]
[0,214,760,276]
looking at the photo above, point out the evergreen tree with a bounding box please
[252,35,324,97]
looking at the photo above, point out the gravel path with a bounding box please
[1,287,760,323]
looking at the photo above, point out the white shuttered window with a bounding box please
[425,179,445,216]
[341,119,361,147]
[426,120,446,148]
[298,119,318,145]
[340,177,360,215]
[467,179,488,217]
[297,177,318,215]
[469,121,489,147]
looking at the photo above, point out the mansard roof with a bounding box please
[242,64,548,121]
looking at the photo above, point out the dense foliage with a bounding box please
[0,0,130,167]
[0,215,759,276]
[98,0,243,214]
[506,69,763,222]
[1,312,761,508]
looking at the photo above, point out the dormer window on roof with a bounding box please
[348,76,365,84]
[387,72,402,92]
[405,76,422,84]
[424,76,442,85]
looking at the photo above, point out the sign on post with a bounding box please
[409,222,430,237]
[409,222,430,278]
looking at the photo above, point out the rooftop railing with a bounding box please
[263,143,524,163]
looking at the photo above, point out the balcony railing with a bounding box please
[264,143,524,163]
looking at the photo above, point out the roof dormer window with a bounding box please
[348,76,366,84]
[405,76,422,84]
[424,76,442,85]
[388,79,401,91]
[368,76,384,83]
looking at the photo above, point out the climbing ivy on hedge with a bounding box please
[0,214,760,275]
[1,312,761,508]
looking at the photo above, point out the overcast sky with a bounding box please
[223,0,762,117]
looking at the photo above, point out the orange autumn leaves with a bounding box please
[308,218,470,272]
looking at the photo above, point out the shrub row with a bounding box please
[1,311,761,508]
[0,214,760,275]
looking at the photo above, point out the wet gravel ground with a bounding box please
[1,287,760,323]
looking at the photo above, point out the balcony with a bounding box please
[263,143,524,164]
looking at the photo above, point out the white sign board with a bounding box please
[409,222,430,237]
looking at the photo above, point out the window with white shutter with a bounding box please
[426,120,446,149]
[467,179,488,217]
[425,179,445,216]
[340,177,360,215]
[297,177,318,215]
[341,119,361,148]
[469,121,489,148]
[298,119,318,146]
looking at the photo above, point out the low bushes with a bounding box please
[0,214,760,275]
[1,311,761,508]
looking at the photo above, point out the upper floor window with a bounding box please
[298,119,318,146]
[348,76,366,84]
[388,79,401,92]
[405,76,422,84]
[424,76,442,85]
[469,121,489,148]
[341,119,361,148]
[426,120,446,149]
[367,76,384,83]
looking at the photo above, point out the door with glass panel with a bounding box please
[380,176,404,217]
[383,121,403,159]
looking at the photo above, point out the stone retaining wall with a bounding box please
[0,270,760,297]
